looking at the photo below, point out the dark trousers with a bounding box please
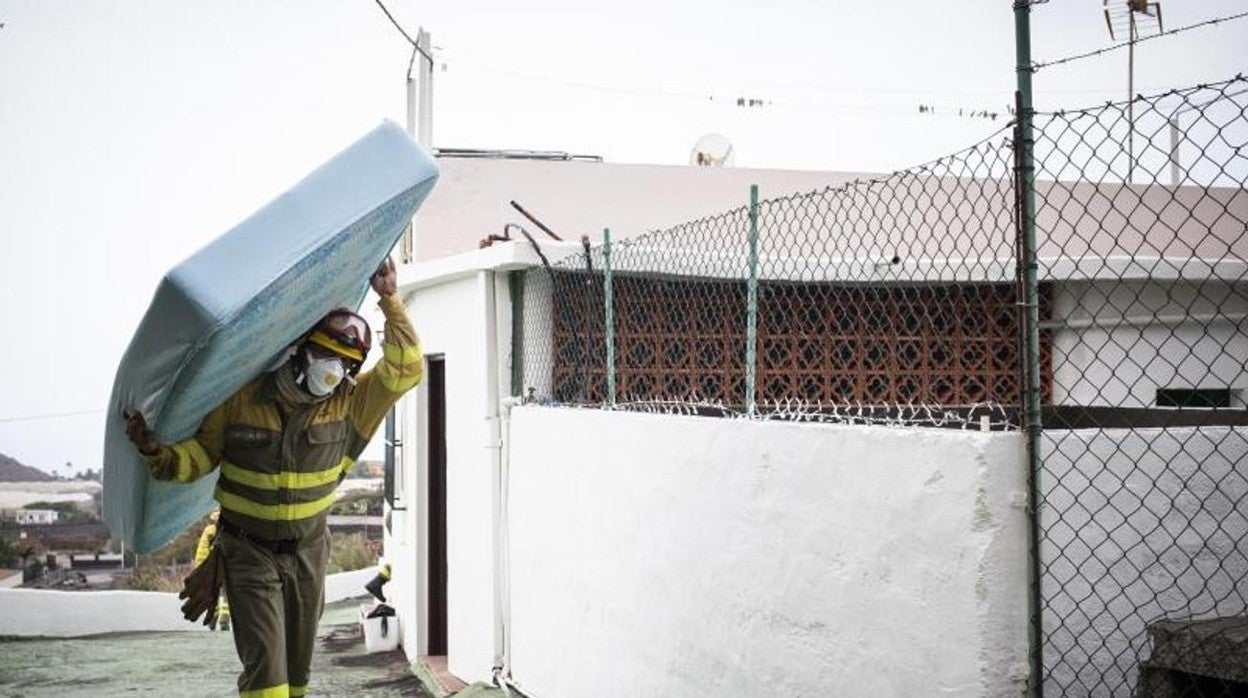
[219,519,331,698]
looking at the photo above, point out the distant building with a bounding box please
[1,509,60,525]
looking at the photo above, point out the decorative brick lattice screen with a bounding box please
[550,277,1053,407]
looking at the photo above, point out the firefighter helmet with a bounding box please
[305,308,372,365]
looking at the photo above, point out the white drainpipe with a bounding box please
[495,394,522,693]
[482,270,524,694]
[481,271,504,669]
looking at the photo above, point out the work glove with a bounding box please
[122,410,162,457]
[179,544,224,627]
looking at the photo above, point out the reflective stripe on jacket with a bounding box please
[194,523,217,567]
[146,293,422,541]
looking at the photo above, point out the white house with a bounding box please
[2,509,59,525]
[375,152,1247,696]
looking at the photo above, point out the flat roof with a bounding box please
[0,597,425,696]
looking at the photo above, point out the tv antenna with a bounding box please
[1104,0,1164,183]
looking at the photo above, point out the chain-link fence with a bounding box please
[1032,77,1248,697]
[514,74,1247,696]
[519,130,1026,429]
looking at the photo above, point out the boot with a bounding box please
[365,573,387,602]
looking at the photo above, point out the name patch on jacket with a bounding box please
[225,425,276,445]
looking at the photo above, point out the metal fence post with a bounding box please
[603,228,616,407]
[1014,3,1045,697]
[746,185,759,416]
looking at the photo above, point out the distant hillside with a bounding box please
[0,452,55,482]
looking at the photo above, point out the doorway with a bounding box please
[426,355,447,656]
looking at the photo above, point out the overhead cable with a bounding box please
[0,408,103,424]
[443,57,1013,119]
[370,0,432,64]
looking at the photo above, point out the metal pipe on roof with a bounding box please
[509,201,564,241]
[435,148,603,162]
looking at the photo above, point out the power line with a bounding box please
[1032,9,1248,71]
[371,0,416,46]
[437,47,1165,116]
[442,56,1012,119]
[918,104,1008,121]
[0,409,104,425]
[370,0,432,64]
[443,48,1031,99]
[406,45,419,81]
[442,56,716,102]
[438,43,1189,105]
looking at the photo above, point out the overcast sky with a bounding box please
[1,0,1246,475]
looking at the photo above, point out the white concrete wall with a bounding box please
[323,568,375,604]
[0,589,195,637]
[505,407,1030,698]
[1039,426,1248,696]
[385,274,501,683]
[0,570,378,638]
[1050,280,1248,407]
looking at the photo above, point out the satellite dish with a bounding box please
[690,133,735,167]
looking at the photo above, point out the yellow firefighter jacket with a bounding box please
[145,294,422,541]
[194,522,217,566]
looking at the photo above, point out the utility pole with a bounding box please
[402,28,433,263]
[417,29,433,147]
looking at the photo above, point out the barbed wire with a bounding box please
[526,398,1016,430]
[1031,72,1248,117]
[1031,9,1248,71]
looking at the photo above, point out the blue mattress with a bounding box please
[102,121,439,553]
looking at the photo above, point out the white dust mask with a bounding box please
[303,350,346,397]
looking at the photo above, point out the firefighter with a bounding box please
[192,510,231,631]
[124,258,421,698]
